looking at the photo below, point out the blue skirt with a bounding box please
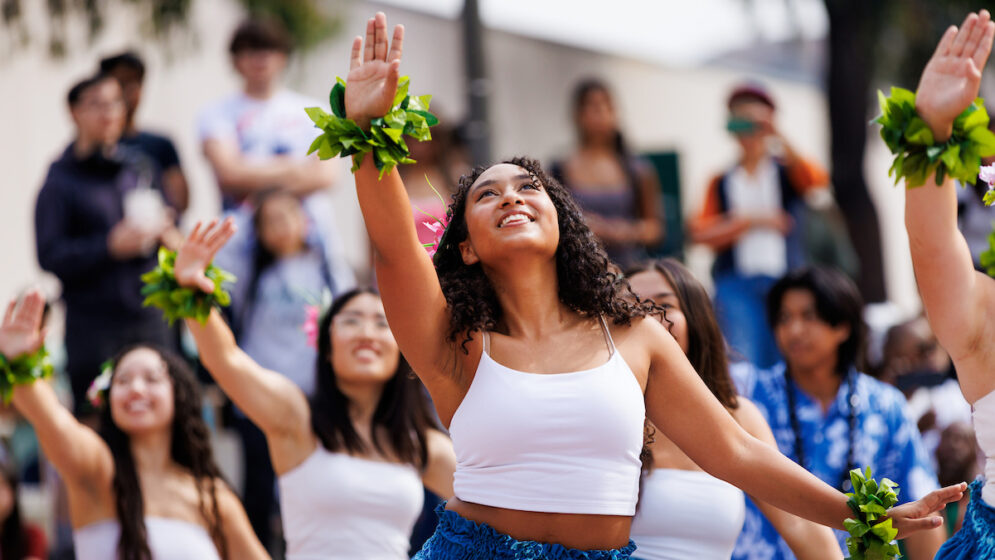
[936,479,995,559]
[413,504,637,559]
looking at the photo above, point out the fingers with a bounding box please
[363,17,375,63]
[21,291,45,333]
[198,277,216,295]
[387,24,404,63]
[373,12,388,61]
[350,36,363,71]
[935,25,958,57]
[963,10,991,61]
[972,12,995,70]
[188,221,203,244]
[385,60,400,98]
[2,300,15,328]
[899,515,944,535]
[206,218,237,254]
[951,12,979,57]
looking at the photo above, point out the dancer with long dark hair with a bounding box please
[170,220,455,559]
[625,259,840,559]
[0,291,266,560]
[899,9,995,558]
[338,12,965,558]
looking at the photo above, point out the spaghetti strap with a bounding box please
[597,315,616,357]
[482,330,490,355]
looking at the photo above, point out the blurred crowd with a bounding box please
[8,14,995,560]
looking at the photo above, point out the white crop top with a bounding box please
[278,445,424,559]
[449,317,645,515]
[74,517,221,560]
[973,389,995,507]
[630,468,745,560]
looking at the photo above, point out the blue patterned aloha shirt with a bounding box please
[730,362,940,560]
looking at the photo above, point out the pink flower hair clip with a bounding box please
[413,176,451,260]
[981,163,995,206]
[86,360,114,408]
[302,289,334,350]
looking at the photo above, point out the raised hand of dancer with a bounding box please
[0,290,45,360]
[345,11,404,130]
[174,217,237,294]
[916,9,994,141]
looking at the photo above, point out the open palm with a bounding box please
[0,291,46,359]
[344,12,404,126]
[174,219,236,295]
[916,10,994,139]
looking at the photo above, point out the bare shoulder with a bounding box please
[213,479,244,515]
[611,315,679,390]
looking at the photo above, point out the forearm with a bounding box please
[354,155,424,264]
[716,437,850,530]
[162,168,189,212]
[760,502,844,560]
[11,381,101,480]
[689,215,751,250]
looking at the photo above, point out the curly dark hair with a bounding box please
[432,156,657,351]
[100,345,229,560]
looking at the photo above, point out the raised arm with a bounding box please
[906,9,995,403]
[173,220,314,474]
[637,318,963,538]
[345,13,462,416]
[0,292,112,487]
[733,398,843,560]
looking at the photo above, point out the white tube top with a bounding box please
[278,446,424,559]
[630,468,745,560]
[73,517,221,560]
[973,389,995,506]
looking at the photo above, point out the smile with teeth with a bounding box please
[124,400,152,413]
[498,213,534,228]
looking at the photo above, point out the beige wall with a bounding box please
[0,0,917,315]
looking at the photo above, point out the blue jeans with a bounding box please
[713,274,781,369]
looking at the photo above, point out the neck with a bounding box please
[340,382,384,430]
[128,429,174,475]
[739,152,766,174]
[244,81,276,100]
[73,135,108,159]
[788,360,843,410]
[488,259,570,339]
[580,135,616,153]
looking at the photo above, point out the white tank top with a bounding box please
[973,389,995,506]
[630,469,745,559]
[278,445,424,559]
[449,317,645,515]
[73,517,221,560]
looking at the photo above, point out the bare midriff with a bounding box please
[445,497,633,550]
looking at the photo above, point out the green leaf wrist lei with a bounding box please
[843,467,902,560]
[140,247,236,325]
[875,87,995,188]
[0,347,53,403]
[305,76,439,179]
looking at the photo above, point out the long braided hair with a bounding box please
[99,344,229,560]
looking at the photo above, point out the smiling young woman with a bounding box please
[342,12,966,559]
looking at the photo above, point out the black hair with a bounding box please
[309,288,436,468]
[766,266,867,375]
[432,156,657,353]
[229,18,293,55]
[99,51,146,79]
[67,73,116,107]
[0,463,27,560]
[100,344,228,560]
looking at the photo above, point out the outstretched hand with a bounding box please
[916,10,994,141]
[889,482,966,539]
[0,290,46,360]
[174,218,237,295]
[344,12,404,129]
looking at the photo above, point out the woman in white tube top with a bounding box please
[0,291,267,560]
[171,220,457,560]
[901,9,995,559]
[626,259,841,560]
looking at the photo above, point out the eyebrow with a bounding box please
[469,173,533,196]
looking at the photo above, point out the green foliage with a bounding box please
[844,467,902,560]
[980,224,995,278]
[0,347,53,404]
[305,76,439,179]
[1,0,338,57]
[140,247,235,325]
[875,87,995,188]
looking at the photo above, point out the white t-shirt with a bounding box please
[197,89,355,297]
[727,157,789,278]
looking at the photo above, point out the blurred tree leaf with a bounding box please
[1,0,340,58]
